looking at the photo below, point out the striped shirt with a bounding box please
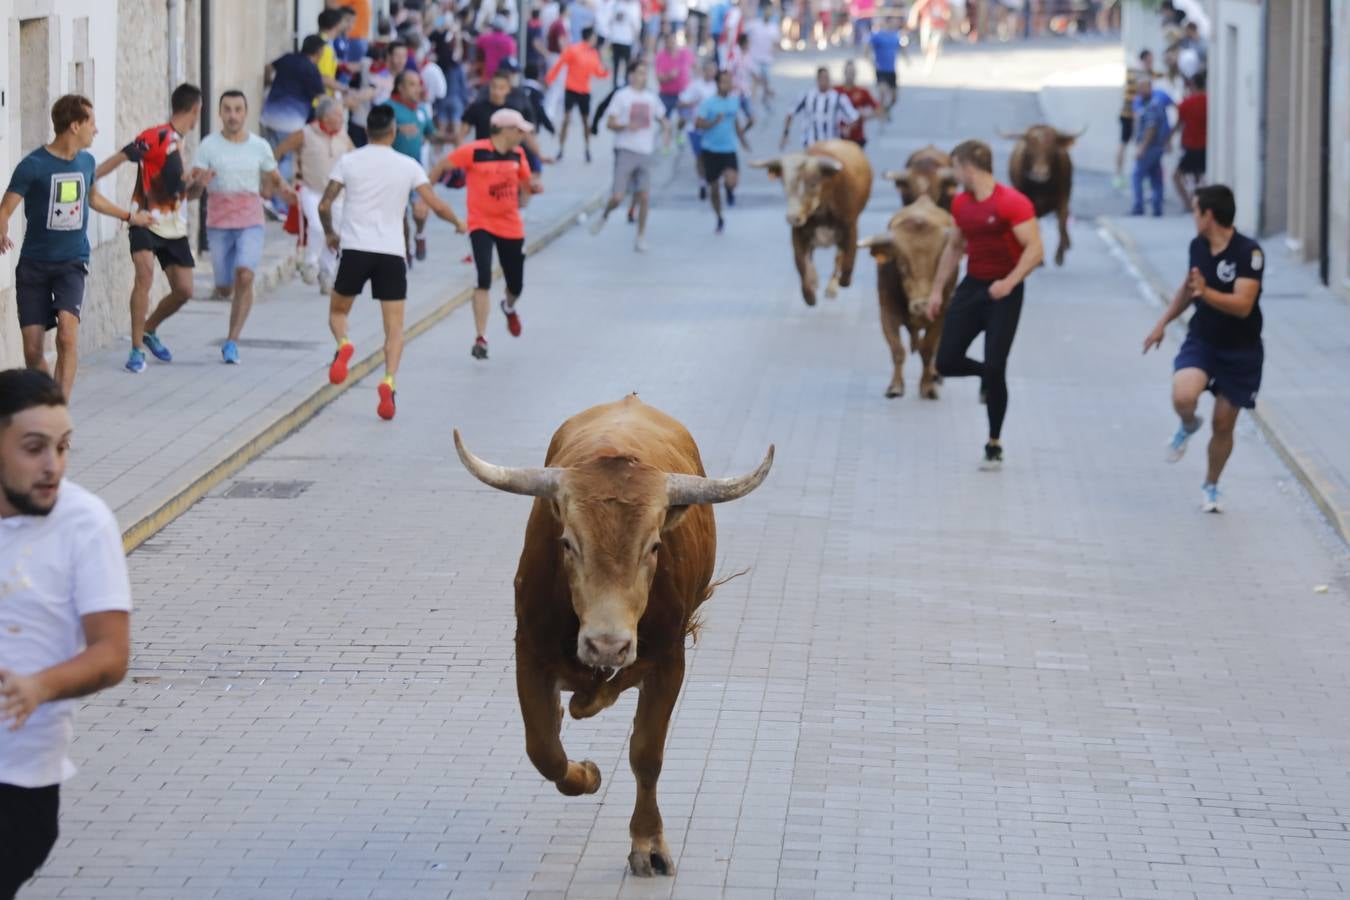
[791,89,859,146]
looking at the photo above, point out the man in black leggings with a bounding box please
[927,139,1044,470]
[432,109,540,360]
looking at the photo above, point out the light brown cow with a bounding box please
[860,195,957,399]
[883,144,959,211]
[1001,124,1084,266]
[750,139,872,306]
[454,395,773,878]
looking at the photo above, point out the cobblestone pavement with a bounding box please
[27,43,1350,899]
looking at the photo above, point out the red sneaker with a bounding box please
[329,342,355,385]
[501,300,521,337]
[377,381,396,420]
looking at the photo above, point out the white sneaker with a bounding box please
[1201,483,1222,513]
[1166,416,1204,463]
[318,274,333,296]
[299,264,318,285]
[635,236,648,252]
[590,213,608,236]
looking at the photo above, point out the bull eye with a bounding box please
[560,536,576,555]
[650,541,661,555]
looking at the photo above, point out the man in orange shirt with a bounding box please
[545,27,609,163]
[430,109,541,361]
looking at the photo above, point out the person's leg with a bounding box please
[934,279,989,380]
[470,230,495,341]
[1206,395,1240,486]
[1130,151,1146,213]
[980,287,1025,441]
[559,100,573,154]
[227,268,256,344]
[499,236,526,307]
[1171,366,1208,428]
[636,190,650,238]
[413,198,429,259]
[53,311,79,400]
[1149,156,1165,215]
[723,163,740,206]
[20,325,48,375]
[580,95,593,158]
[1172,164,1190,210]
[381,300,406,380]
[144,261,195,335]
[0,783,60,898]
[329,293,356,344]
[300,186,324,276]
[129,249,157,348]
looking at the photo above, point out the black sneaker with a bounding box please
[715,216,725,234]
[980,442,1003,471]
[726,187,736,207]
[699,184,708,200]
[471,338,489,360]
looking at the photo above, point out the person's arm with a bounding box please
[1143,273,1195,353]
[263,168,298,206]
[318,178,346,248]
[274,129,306,162]
[88,187,153,227]
[780,94,806,149]
[1192,272,1261,318]
[95,150,129,181]
[0,181,25,254]
[414,182,467,232]
[837,92,859,125]
[0,611,129,732]
[989,218,1044,299]
[547,48,566,85]
[926,227,966,317]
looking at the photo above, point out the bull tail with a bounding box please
[686,566,751,644]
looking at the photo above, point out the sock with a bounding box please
[382,374,395,389]
[476,334,487,344]
[503,297,517,313]
[337,336,351,348]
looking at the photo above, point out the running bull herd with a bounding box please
[450,127,1078,879]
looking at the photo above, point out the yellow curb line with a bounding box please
[121,191,609,554]
[1098,217,1350,546]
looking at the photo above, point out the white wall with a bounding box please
[0,0,123,366]
[1208,0,1264,235]
[1329,0,1350,296]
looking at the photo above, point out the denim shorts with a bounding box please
[208,225,265,286]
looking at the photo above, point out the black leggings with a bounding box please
[0,783,59,899]
[470,229,525,297]
[936,277,1025,441]
[611,43,632,86]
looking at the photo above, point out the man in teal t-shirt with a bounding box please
[0,94,148,398]
[694,71,750,234]
[386,72,437,263]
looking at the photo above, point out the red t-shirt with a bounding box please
[447,139,533,239]
[951,183,1036,281]
[1177,93,1207,150]
[836,86,876,144]
[122,123,189,239]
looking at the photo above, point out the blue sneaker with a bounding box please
[143,332,172,362]
[222,340,240,365]
[1201,483,1222,513]
[1165,416,1203,463]
[125,348,147,374]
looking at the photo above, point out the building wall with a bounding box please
[1330,0,1350,298]
[208,0,288,133]
[1209,0,1264,235]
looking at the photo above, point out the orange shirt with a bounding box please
[348,0,372,39]
[447,140,533,239]
[547,42,610,95]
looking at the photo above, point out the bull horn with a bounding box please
[881,169,906,181]
[748,157,782,169]
[858,233,891,249]
[454,429,563,499]
[1057,125,1089,139]
[815,156,844,173]
[995,127,1025,140]
[666,445,775,507]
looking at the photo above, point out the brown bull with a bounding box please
[751,139,872,306]
[861,195,957,399]
[883,144,959,211]
[1002,124,1084,266]
[455,396,773,878]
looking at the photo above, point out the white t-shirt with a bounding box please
[0,481,132,788]
[665,0,689,22]
[744,18,777,65]
[679,77,717,111]
[607,0,643,44]
[609,86,666,154]
[329,144,430,257]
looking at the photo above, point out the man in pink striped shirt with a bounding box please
[192,91,296,364]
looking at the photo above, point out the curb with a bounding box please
[121,190,609,554]
[1098,216,1350,546]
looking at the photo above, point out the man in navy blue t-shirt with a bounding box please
[0,95,149,398]
[1144,185,1264,513]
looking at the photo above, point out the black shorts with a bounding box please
[0,782,60,898]
[334,249,408,301]
[1119,114,1134,145]
[701,150,739,183]
[129,225,194,270]
[470,229,526,296]
[877,70,897,88]
[1174,333,1263,410]
[1178,147,1206,176]
[15,257,88,329]
[565,90,591,117]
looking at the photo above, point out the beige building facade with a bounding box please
[0,0,295,370]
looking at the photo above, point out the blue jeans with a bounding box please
[208,226,265,288]
[263,126,298,213]
[1132,147,1164,215]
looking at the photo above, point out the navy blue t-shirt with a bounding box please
[266,53,325,112]
[5,147,97,262]
[1188,231,1264,349]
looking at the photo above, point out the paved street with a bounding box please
[27,41,1350,900]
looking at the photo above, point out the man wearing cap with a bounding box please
[430,109,540,361]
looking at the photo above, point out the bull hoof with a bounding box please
[920,384,940,400]
[839,273,853,288]
[802,291,817,307]
[825,278,840,300]
[628,835,675,877]
[557,759,602,796]
[1055,247,1067,267]
[885,383,905,399]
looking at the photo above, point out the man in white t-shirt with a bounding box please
[589,61,670,251]
[318,104,466,422]
[743,4,778,109]
[0,369,131,898]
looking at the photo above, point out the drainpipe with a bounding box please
[198,0,213,255]
[1317,0,1331,284]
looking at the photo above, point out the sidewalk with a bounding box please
[1101,212,1350,543]
[66,144,611,550]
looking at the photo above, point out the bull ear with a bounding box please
[749,157,783,180]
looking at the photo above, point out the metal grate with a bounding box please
[222,480,314,500]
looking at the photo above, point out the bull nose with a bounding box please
[786,215,806,227]
[579,632,634,668]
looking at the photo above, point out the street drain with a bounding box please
[222,480,314,499]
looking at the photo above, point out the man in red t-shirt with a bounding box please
[835,60,877,147]
[927,139,1044,471]
[1171,72,1207,210]
[430,108,540,361]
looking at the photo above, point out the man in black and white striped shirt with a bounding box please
[780,67,860,150]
